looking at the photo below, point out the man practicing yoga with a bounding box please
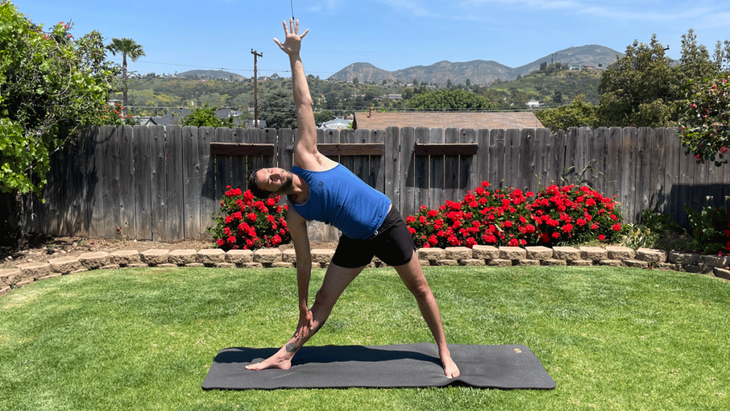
[245,19,460,378]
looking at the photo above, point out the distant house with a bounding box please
[245,120,267,129]
[150,108,191,126]
[525,100,541,108]
[319,118,352,130]
[352,109,544,130]
[386,94,403,100]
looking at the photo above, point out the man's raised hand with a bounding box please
[273,18,309,56]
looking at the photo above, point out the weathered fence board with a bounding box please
[400,127,416,217]
[444,128,459,203]
[488,129,505,188]
[518,128,535,192]
[133,125,152,240]
[198,126,216,239]
[119,126,136,238]
[414,127,430,215]
[475,129,490,188]
[183,126,201,240]
[384,127,400,207]
[370,129,385,193]
[150,126,167,241]
[100,126,120,239]
[460,128,477,195]
[29,125,730,242]
[429,128,445,208]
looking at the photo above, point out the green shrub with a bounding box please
[685,202,730,254]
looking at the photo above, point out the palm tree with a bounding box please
[106,38,145,116]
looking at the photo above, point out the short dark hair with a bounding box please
[247,169,274,199]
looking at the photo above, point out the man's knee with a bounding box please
[404,281,430,300]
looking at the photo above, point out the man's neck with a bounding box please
[287,174,309,205]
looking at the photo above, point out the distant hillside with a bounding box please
[178,70,246,80]
[330,45,622,85]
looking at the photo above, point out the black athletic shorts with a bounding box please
[331,206,415,268]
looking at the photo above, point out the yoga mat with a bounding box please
[202,343,555,390]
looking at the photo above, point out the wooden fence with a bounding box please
[23,125,730,242]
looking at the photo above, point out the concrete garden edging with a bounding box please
[1,246,728,296]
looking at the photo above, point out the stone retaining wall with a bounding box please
[1,245,728,296]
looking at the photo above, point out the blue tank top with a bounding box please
[289,164,390,239]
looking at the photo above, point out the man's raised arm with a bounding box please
[273,19,318,166]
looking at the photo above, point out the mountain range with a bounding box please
[177,70,246,80]
[329,44,623,85]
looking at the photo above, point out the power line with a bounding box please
[106,58,336,75]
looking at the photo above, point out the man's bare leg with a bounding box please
[394,255,461,378]
[246,263,366,370]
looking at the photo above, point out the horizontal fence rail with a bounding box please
[23,125,730,242]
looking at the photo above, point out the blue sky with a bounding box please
[14,0,730,80]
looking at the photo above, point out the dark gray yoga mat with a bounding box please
[202,343,555,390]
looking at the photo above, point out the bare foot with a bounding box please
[442,355,460,379]
[245,352,293,371]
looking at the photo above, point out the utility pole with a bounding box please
[251,49,263,128]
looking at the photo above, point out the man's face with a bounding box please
[256,167,293,196]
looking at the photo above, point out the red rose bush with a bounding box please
[528,184,624,246]
[406,181,624,248]
[207,186,291,251]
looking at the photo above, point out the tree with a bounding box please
[314,109,334,125]
[106,37,145,116]
[553,90,564,105]
[0,1,118,247]
[406,89,497,111]
[535,95,599,132]
[597,35,679,127]
[352,77,359,87]
[259,90,296,129]
[597,30,728,128]
[181,104,234,128]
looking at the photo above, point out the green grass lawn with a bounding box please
[1,265,729,410]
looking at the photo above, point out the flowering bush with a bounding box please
[406,182,538,248]
[528,184,625,246]
[679,74,729,167]
[102,102,137,126]
[685,203,730,254]
[207,186,291,250]
[406,181,624,248]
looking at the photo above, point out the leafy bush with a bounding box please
[0,3,118,195]
[181,104,234,128]
[679,74,729,167]
[406,182,623,248]
[621,209,688,250]
[685,203,730,254]
[529,185,625,245]
[207,187,290,251]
